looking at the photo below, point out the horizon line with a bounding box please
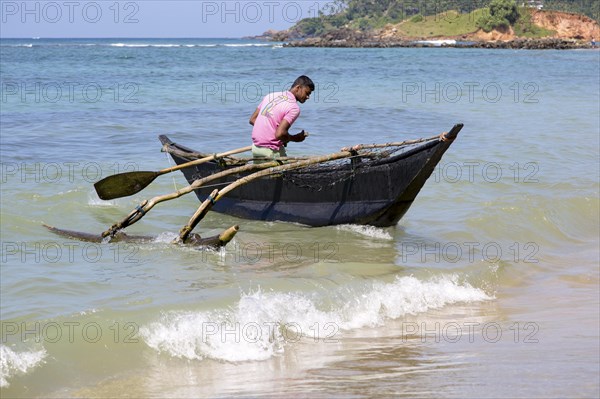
[0,36,262,40]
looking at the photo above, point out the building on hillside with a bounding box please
[522,0,544,10]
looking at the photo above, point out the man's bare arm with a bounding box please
[249,108,259,126]
[276,120,306,143]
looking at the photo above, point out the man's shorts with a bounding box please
[252,144,287,163]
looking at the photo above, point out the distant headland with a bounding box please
[251,0,599,49]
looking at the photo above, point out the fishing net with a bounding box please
[163,135,441,192]
[278,137,439,191]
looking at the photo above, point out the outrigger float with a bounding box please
[43,224,239,248]
[48,124,462,247]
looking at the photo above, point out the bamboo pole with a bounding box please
[184,225,240,247]
[340,135,440,151]
[163,145,311,164]
[101,160,282,238]
[158,145,252,174]
[177,150,355,242]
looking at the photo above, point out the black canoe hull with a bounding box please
[159,126,461,227]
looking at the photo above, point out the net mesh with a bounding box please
[163,135,440,191]
[279,140,431,191]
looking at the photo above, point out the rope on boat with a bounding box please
[164,149,180,193]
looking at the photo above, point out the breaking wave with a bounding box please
[2,42,276,49]
[140,275,491,362]
[0,346,47,388]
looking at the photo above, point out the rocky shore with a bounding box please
[283,36,595,49]
[467,38,594,49]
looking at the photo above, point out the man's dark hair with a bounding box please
[292,75,315,91]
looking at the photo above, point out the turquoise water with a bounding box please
[1,38,599,398]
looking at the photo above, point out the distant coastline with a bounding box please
[282,37,595,50]
[253,8,599,50]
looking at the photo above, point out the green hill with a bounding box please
[287,0,598,38]
[392,8,556,38]
[395,10,482,37]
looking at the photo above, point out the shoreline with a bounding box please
[283,37,596,50]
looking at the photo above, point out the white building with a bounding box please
[522,0,544,10]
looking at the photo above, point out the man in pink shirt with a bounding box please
[249,76,314,159]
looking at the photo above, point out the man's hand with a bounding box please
[290,130,308,142]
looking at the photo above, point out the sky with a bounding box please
[0,0,338,38]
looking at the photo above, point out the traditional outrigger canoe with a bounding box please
[59,124,463,245]
[157,123,463,228]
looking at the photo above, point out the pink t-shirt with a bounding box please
[252,91,300,150]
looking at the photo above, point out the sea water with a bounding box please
[1,38,598,398]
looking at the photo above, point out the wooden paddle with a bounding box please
[94,145,252,200]
[101,159,284,238]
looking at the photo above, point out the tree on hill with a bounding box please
[477,0,520,31]
[287,0,597,37]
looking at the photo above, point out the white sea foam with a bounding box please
[78,308,99,316]
[153,231,180,243]
[223,43,272,47]
[336,224,394,240]
[110,43,178,48]
[415,39,457,46]
[1,43,35,47]
[87,192,118,207]
[109,43,221,48]
[110,43,143,47]
[7,42,271,49]
[0,346,46,388]
[140,275,491,362]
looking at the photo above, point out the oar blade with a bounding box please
[94,171,159,200]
